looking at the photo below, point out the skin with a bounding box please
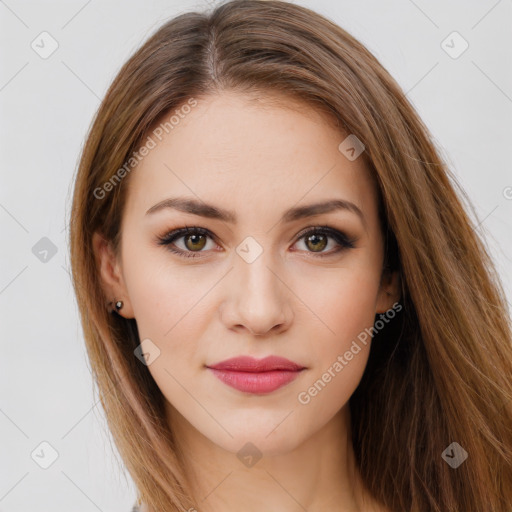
[93,90,400,512]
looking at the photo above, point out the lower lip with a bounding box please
[208,368,303,394]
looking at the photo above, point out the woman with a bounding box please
[68,1,512,510]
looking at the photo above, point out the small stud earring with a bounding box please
[108,299,124,313]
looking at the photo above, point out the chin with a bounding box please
[204,419,307,458]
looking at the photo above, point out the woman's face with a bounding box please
[95,90,399,456]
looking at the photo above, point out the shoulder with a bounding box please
[131,503,150,512]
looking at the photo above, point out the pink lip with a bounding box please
[206,356,306,394]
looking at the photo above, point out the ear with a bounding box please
[92,231,135,319]
[375,267,401,314]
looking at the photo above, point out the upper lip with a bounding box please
[207,356,305,372]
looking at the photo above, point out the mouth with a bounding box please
[206,355,306,394]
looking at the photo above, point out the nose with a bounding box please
[219,252,293,337]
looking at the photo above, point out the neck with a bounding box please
[155,403,383,512]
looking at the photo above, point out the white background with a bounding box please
[1,0,511,510]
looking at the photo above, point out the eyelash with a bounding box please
[156,225,356,259]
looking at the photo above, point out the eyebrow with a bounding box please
[145,196,366,227]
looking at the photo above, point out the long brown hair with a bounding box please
[68,1,512,510]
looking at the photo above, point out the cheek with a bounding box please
[123,255,214,413]
[291,264,379,403]
[122,232,209,334]
[121,239,216,375]
[291,271,379,434]
[296,264,381,348]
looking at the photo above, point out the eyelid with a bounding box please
[156,226,219,258]
[290,225,357,258]
[293,225,356,245]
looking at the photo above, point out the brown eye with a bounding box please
[157,226,216,259]
[293,226,356,257]
[184,233,207,251]
[304,233,328,252]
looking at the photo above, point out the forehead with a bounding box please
[124,90,379,225]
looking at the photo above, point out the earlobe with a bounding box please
[92,232,134,318]
[376,268,401,314]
